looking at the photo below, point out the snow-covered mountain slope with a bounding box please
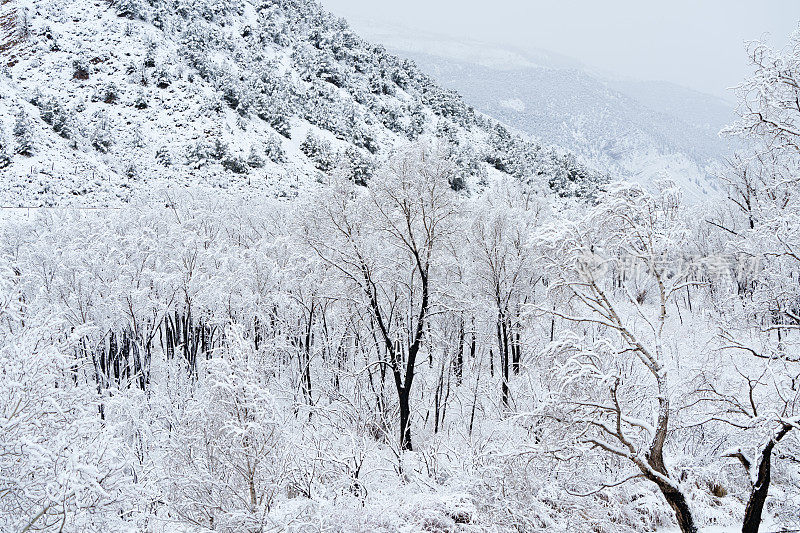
[1,0,21,55]
[0,0,605,207]
[350,22,735,202]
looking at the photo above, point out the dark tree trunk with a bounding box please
[110,331,120,383]
[359,244,429,453]
[511,321,521,374]
[497,316,510,409]
[645,451,697,533]
[454,317,464,385]
[742,424,793,533]
[399,388,412,451]
[300,307,315,406]
[655,481,698,533]
[469,317,476,360]
[644,395,697,533]
[434,362,442,434]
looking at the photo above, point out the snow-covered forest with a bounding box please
[1,0,800,532]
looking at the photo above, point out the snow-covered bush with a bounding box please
[422,84,472,127]
[0,315,133,531]
[222,154,248,174]
[133,89,148,109]
[210,137,229,160]
[338,146,374,186]
[90,111,114,153]
[157,326,289,532]
[264,135,285,164]
[111,0,148,20]
[37,95,73,138]
[300,132,334,173]
[154,65,172,88]
[246,145,265,168]
[13,107,34,155]
[0,127,11,168]
[155,144,171,166]
[72,56,91,80]
[93,82,118,104]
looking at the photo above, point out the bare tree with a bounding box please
[307,144,456,450]
[470,178,541,410]
[539,182,700,533]
[713,30,800,532]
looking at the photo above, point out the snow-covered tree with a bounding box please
[538,182,700,533]
[0,126,11,168]
[306,144,457,451]
[13,107,34,156]
[470,178,543,408]
[713,28,800,532]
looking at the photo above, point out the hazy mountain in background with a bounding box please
[354,21,736,201]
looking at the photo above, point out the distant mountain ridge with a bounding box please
[348,21,735,201]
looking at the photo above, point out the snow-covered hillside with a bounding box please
[351,22,735,201]
[0,0,605,206]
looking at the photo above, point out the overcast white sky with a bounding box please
[319,0,800,100]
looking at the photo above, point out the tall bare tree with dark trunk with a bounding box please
[717,30,800,533]
[471,179,541,411]
[307,144,456,451]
